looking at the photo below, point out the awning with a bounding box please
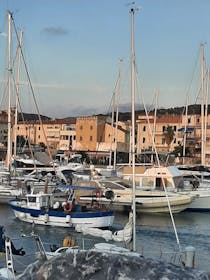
[178,127,194,133]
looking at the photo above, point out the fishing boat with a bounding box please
[8,191,114,228]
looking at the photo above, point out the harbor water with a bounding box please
[0,204,210,274]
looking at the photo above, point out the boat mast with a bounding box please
[183,97,188,164]
[6,12,12,171]
[130,7,136,251]
[113,59,122,169]
[204,68,209,163]
[14,29,23,164]
[200,43,205,166]
[109,90,115,167]
[151,89,158,163]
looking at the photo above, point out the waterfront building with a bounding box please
[74,116,130,159]
[136,114,182,154]
[15,119,76,154]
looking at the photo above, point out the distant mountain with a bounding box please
[18,113,51,122]
[18,104,204,122]
[95,104,204,122]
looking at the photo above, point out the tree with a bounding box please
[164,126,175,151]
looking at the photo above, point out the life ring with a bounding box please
[63,201,73,213]
[95,189,103,198]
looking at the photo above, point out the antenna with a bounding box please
[126,1,141,11]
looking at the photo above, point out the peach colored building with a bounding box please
[0,111,8,148]
[137,114,183,153]
[180,114,210,164]
[75,116,130,155]
[15,119,76,152]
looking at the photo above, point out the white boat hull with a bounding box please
[186,190,210,211]
[79,194,192,214]
[9,201,114,228]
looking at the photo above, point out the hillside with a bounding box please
[17,104,204,122]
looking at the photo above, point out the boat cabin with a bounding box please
[135,166,185,191]
[26,193,52,209]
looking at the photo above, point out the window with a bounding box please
[142,137,145,143]
[174,126,176,132]
[80,125,83,130]
[197,118,200,123]
[38,135,40,139]
[80,136,83,141]
[162,138,165,144]
[174,138,176,144]
[28,197,36,203]
[162,126,165,132]
[90,136,93,141]
[188,118,191,124]
[143,126,146,132]
[90,125,93,130]
[38,126,41,130]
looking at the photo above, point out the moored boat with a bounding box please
[8,192,114,228]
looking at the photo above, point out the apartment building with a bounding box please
[15,119,76,152]
[180,114,210,163]
[0,111,8,148]
[136,114,183,153]
[75,116,130,156]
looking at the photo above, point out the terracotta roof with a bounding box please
[18,119,76,125]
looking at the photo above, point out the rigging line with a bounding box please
[135,72,181,251]
[10,13,55,169]
[195,67,209,105]
[182,46,200,115]
[94,68,120,157]
[93,91,114,157]
[0,80,8,109]
[11,73,37,170]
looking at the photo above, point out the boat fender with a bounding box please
[44,214,49,223]
[105,189,115,200]
[63,201,73,213]
[19,212,26,219]
[52,176,57,182]
[191,180,199,190]
[65,214,71,223]
[63,236,75,247]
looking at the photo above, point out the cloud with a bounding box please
[17,80,66,90]
[41,27,69,36]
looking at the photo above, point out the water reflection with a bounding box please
[1,205,210,273]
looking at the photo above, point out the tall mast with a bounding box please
[6,12,12,171]
[14,29,23,163]
[204,68,210,164]
[109,88,116,167]
[113,59,122,169]
[130,7,136,251]
[151,89,158,163]
[200,43,205,166]
[183,97,188,164]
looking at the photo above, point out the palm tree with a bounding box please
[164,126,175,151]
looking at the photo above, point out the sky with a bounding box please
[0,0,210,118]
